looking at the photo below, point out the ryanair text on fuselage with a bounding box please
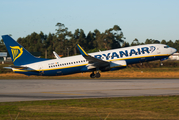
[94,46,155,60]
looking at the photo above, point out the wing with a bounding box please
[76,44,110,69]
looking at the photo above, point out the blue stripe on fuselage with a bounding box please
[15,64,88,76]
[14,55,169,76]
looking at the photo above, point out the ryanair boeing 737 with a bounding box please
[2,35,177,78]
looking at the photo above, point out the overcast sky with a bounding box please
[1,0,179,43]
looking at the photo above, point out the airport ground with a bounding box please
[0,79,179,119]
[0,96,179,120]
[1,61,179,119]
[0,67,179,79]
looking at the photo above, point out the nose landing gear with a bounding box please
[90,71,101,78]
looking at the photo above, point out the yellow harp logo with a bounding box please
[10,46,23,62]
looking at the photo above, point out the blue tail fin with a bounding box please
[2,35,47,66]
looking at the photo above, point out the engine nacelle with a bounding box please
[101,60,127,71]
[110,60,127,71]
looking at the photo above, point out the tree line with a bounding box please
[0,23,179,58]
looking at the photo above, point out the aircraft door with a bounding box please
[157,47,160,54]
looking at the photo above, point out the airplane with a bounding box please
[1,35,177,78]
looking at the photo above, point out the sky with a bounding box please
[1,0,179,43]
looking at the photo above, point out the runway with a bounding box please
[0,79,179,102]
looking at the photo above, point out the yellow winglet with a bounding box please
[77,44,88,56]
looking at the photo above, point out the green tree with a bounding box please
[112,25,124,48]
[145,39,153,44]
[13,22,129,57]
[131,38,140,46]
[161,40,167,44]
[93,29,101,49]
[153,40,160,43]
[0,39,6,52]
[86,31,95,50]
[55,23,68,35]
[174,40,179,52]
[166,40,174,47]
[122,42,130,47]
[145,39,160,44]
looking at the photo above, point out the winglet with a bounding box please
[76,44,89,56]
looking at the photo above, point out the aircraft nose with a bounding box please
[172,48,177,54]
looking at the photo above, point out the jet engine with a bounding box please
[101,60,127,71]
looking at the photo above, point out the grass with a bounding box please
[1,68,179,79]
[0,96,179,119]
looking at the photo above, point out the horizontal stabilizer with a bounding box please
[3,66,29,70]
[3,67,12,69]
[53,51,61,59]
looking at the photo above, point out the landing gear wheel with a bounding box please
[90,72,95,78]
[95,72,101,78]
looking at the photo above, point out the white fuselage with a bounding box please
[13,44,176,76]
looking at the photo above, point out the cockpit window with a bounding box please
[164,45,169,48]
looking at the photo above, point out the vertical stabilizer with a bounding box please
[2,35,47,66]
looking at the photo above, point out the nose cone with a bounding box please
[172,48,177,54]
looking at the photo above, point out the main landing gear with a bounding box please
[90,71,101,78]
